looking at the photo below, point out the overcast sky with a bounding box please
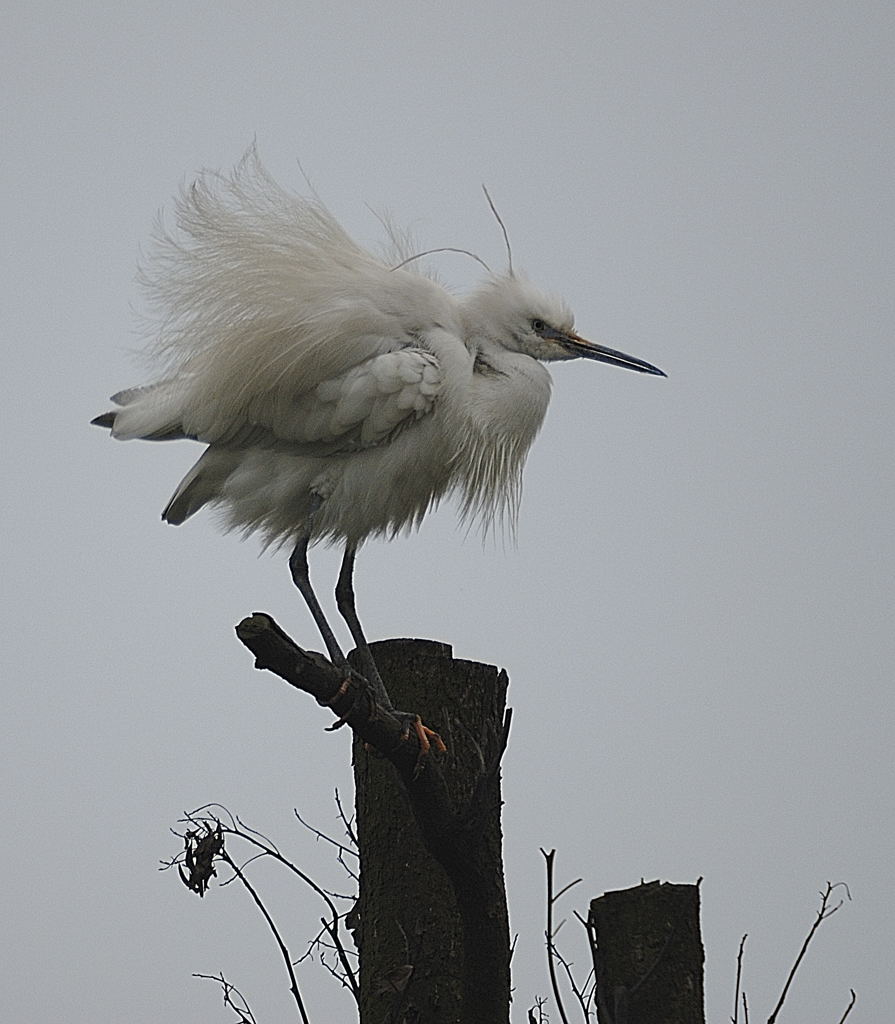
[4,2,893,1021]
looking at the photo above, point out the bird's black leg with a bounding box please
[335,544,389,702]
[335,545,446,758]
[288,531,345,667]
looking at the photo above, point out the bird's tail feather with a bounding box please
[90,381,189,441]
[162,449,231,525]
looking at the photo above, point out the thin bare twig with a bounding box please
[294,915,358,970]
[294,805,359,860]
[321,916,360,1004]
[580,908,598,957]
[579,907,603,1017]
[555,877,583,902]
[168,803,363,1017]
[192,803,240,832]
[334,787,358,849]
[837,989,857,1023]
[540,849,572,1024]
[294,920,331,967]
[222,850,268,880]
[554,944,595,1021]
[528,995,549,1024]
[220,849,311,1024]
[233,812,282,856]
[732,933,747,1024]
[227,821,346,924]
[767,882,850,1024]
[335,850,359,884]
[218,812,358,1005]
[194,972,258,1024]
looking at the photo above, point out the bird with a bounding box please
[92,153,665,744]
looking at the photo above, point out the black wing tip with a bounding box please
[91,412,116,429]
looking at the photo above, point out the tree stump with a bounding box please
[352,639,511,1024]
[589,880,705,1024]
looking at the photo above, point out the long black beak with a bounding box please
[563,331,666,377]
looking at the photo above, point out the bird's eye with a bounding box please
[531,319,547,334]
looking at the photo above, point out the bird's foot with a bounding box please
[320,676,445,766]
[321,676,359,731]
[393,711,447,769]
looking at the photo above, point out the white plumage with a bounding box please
[93,153,664,691]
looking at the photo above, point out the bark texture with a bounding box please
[352,639,511,1024]
[590,880,705,1024]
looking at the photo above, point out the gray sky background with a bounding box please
[4,2,892,1020]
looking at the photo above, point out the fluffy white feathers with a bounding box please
[96,154,586,547]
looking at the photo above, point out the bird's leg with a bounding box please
[334,544,388,700]
[288,532,345,667]
[335,544,445,758]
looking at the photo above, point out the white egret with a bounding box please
[92,155,665,741]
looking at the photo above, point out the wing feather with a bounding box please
[128,150,460,449]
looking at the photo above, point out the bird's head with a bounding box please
[465,274,665,376]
